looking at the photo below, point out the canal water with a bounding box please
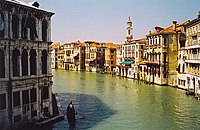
[52,69,200,130]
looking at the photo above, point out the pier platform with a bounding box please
[35,115,64,126]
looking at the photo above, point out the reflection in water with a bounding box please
[52,70,200,130]
[54,93,116,130]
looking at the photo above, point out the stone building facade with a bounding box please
[105,43,117,73]
[131,38,146,79]
[0,0,54,129]
[57,45,65,69]
[115,45,122,76]
[50,43,59,69]
[177,13,200,95]
[85,41,99,72]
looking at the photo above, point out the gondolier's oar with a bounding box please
[76,111,85,119]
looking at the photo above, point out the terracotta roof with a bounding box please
[90,43,99,47]
[104,43,113,47]
[115,44,122,48]
[64,41,86,47]
[147,20,190,36]
[103,43,119,48]
[134,38,146,43]
[78,42,85,46]
[51,43,60,49]
[84,41,98,44]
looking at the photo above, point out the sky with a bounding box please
[24,0,200,44]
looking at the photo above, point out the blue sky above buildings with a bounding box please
[24,0,200,43]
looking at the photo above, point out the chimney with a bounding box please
[155,26,164,32]
[149,31,151,35]
[173,21,177,32]
[32,2,40,8]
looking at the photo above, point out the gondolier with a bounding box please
[67,101,77,128]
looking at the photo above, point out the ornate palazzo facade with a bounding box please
[0,0,54,129]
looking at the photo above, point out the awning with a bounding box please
[144,61,159,65]
[73,53,79,57]
[87,59,95,62]
[120,61,132,65]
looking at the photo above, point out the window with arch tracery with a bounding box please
[164,37,167,44]
[42,50,47,74]
[29,17,37,40]
[12,15,19,39]
[12,49,20,77]
[0,49,5,78]
[42,20,48,41]
[0,13,5,38]
[22,17,27,39]
[21,16,37,40]
[22,49,28,76]
[30,49,36,75]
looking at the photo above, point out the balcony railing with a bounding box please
[185,59,200,64]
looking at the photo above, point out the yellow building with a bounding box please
[63,41,85,71]
[145,21,189,86]
[104,43,118,73]
[57,45,65,69]
[84,41,99,71]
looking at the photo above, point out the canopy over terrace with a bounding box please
[120,61,132,66]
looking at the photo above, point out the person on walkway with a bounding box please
[67,101,77,128]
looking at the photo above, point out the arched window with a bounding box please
[154,52,157,61]
[28,17,37,40]
[42,20,48,41]
[0,49,5,78]
[163,52,167,63]
[21,17,27,39]
[12,49,20,77]
[30,49,36,75]
[22,17,37,40]
[22,49,28,76]
[12,15,19,39]
[164,37,167,44]
[42,50,47,74]
[0,13,5,38]
[178,64,180,73]
[182,64,185,72]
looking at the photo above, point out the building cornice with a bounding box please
[1,0,54,17]
[186,17,200,28]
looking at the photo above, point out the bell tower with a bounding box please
[126,16,133,43]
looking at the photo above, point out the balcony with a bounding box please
[190,54,200,59]
[184,44,200,50]
[147,44,161,48]
[144,61,160,65]
[185,59,200,64]
[187,66,200,76]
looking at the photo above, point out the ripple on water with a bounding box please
[54,93,116,130]
[52,70,200,130]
